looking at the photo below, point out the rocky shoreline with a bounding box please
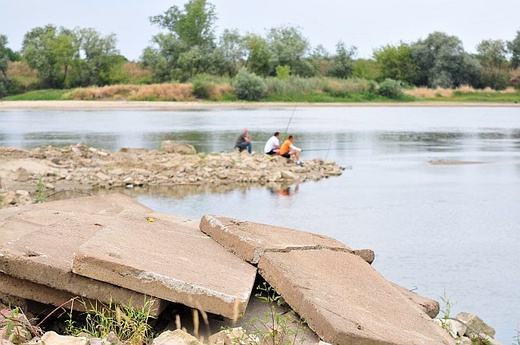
[0,141,344,207]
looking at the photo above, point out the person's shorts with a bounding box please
[281,153,290,158]
[265,149,278,155]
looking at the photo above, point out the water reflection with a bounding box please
[268,184,299,197]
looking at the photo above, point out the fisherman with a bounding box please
[279,135,302,166]
[235,128,252,153]
[264,131,281,155]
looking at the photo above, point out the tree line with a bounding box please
[1,0,519,98]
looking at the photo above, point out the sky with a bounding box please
[1,0,519,61]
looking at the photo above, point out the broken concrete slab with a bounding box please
[258,249,454,345]
[0,273,100,313]
[71,213,257,320]
[199,214,354,264]
[391,282,440,319]
[0,216,167,316]
[0,193,155,245]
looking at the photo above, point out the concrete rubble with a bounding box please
[0,193,459,344]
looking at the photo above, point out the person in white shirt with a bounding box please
[264,131,281,155]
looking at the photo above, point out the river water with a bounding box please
[1,106,519,343]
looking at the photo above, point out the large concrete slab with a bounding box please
[199,215,451,344]
[0,216,167,315]
[0,193,155,245]
[71,213,257,320]
[199,214,353,264]
[258,249,454,345]
[0,273,100,313]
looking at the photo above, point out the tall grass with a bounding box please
[64,84,195,101]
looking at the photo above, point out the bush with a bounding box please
[378,78,404,99]
[232,69,267,101]
[192,78,212,99]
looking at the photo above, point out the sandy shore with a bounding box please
[1,100,518,110]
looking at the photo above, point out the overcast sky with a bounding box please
[1,0,519,61]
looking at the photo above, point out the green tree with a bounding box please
[266,26,310,76]
[476,39,510,89]
[373,43,416,84]
[21,25,78,88]
[145,0,218,82]
[309,44,330,76]
[70,28,124,87]
[410,31,481,88]
[216,29,246,76]
[243,33,271,76]
[326,41,356,79]
[141,33,187,82]
[352,59,379,80]
[0,34,11,97]
[507,30,520,69]
[150,0,217,50]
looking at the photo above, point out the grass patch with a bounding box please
[3,89,70,101]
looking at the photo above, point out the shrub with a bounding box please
[378,78,404,99]
[275,65,291,79]
[232,69,267,101]
[192,78,212,99]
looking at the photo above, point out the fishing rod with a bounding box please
[284,104,297,136]
[303,147,349,152]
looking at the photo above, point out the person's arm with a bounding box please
[290,144,301,152]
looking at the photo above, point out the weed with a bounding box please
[0,306,42,344]
[244,282,306,345]
[35,178,47,203]
[65,298,156,345]
[438,290,453,332]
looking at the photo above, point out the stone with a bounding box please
[72,211,257,319]
[199,215,454,345]
[0,194,169,316]
[0,273,100,313]
[161,141,197,155]
[391,283,440,318]
[152,330,204,345]
[41,331,88,345]
[456,312,496,338]
[258,249,455,345]
[199,215,354,264]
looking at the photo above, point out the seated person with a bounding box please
[235,128,252,153]
[279,135,302,165]
[264,131,281,155]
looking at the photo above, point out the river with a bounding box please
[0,105,519,343]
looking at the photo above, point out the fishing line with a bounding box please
[324,139,333,161]
[284,104,297,136]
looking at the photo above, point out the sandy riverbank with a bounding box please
[1,100,519,110]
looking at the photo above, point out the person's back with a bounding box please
[279,139,292,156]
[264,131,280,155]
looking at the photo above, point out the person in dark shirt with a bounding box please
[235,128,252,153]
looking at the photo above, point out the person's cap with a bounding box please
[274,131,280,136]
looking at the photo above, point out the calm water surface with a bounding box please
[1,106,519,343]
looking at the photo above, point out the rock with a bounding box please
[352,249,375,264]
[209,327,257,345]
[41,331,88,345]
[455,312,496,338]
[161,141,196,155]
[152,330,204,345]
[0,144,345,208]
[14,168,31,182]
